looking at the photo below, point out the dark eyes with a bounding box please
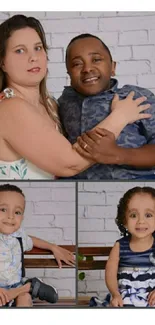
[0,208,22,215]
[0,208,6,212]
[72,57,103,68]
[15,211,22,215]
[93,58,102,62]
[15,49,24,54]
[129,213,153,219]
[129,213,137,219]
[35,45,43,51]
[15,45,43,54]
[145,213,153,218]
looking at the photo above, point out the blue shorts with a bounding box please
[0,282,22,290]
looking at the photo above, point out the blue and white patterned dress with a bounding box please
[116,235,155,307]
[90,235,155,307]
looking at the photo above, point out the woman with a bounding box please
[0,15,150,179]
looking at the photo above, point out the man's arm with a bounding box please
[76,129,155,167]
[111,144,155,167]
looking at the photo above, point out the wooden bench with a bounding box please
[78,246,112,306]
[24,245,76,306]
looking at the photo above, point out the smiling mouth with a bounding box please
[3,222,14,226]
[82,76,99,84]
[135,228,148,232]
[27,67,41,73]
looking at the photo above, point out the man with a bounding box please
[58,33,155,180]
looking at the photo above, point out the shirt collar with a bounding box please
[0,227,23,241]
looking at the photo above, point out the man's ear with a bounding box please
[111,61,116,77]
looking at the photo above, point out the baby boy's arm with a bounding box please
[30,236,74,268]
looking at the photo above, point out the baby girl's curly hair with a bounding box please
[115,186,155,236]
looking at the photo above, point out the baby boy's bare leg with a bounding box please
[7,283,31,301]
[15,293,33,307]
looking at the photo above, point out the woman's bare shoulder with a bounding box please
[0,97,36,118]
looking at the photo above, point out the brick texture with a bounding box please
[2,11,155,97]
[78,181,155,298]
[0,181,75,298]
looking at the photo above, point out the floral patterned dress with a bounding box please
[0,158,54,180]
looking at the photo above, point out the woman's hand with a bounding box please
[111,91,151,125]
[75,128,120,164]
[50,244,75,268]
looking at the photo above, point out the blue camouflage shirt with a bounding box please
[58,78,155,180]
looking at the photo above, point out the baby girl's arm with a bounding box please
[148,290,155,306]
[105,242,123,307]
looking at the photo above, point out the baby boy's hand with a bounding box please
[0,288,9,306]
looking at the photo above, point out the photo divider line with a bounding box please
[75,181,78,306]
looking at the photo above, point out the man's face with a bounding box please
[66,37,116,96]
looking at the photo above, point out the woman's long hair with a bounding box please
[0,14,61,130]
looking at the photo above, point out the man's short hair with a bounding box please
[65,33,112,67]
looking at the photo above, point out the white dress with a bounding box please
[0,158,54,180]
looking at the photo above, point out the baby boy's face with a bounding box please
[0,191,25,235]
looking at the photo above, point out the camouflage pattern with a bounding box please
[58,79,155,180]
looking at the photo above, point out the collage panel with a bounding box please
[0,181,76,307]
[78,181,155,308]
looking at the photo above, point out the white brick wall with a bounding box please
[78,181,155,298]
[1,11,155,97]
[0,181,75,298]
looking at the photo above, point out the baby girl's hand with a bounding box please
[110,293,123,307]
[148,290,155,306]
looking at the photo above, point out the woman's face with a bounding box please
[2,27,47,87]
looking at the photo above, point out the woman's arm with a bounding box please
[0,94,150,177]
[105,242,123,307]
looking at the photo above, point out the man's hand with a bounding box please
[76,128,121,165]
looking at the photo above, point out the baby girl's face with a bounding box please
[0,191,25,235]
[125,193,155,240]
